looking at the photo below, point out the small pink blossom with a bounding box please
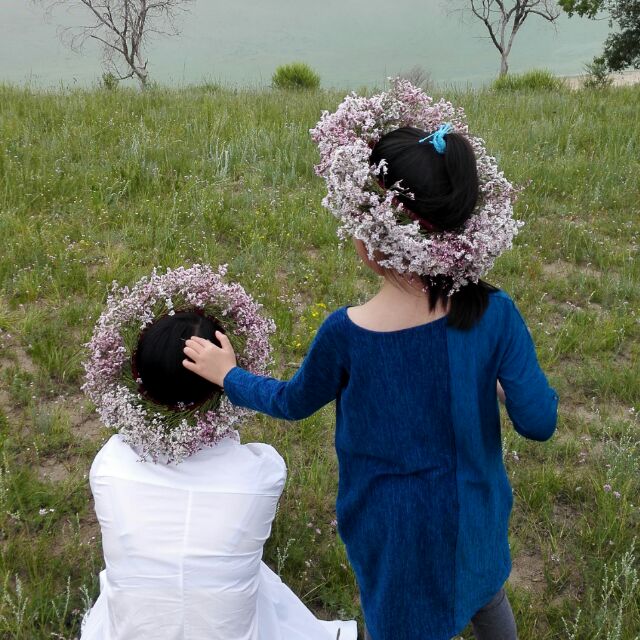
[604,484,612,492]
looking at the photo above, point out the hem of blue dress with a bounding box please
[451,560,513,637]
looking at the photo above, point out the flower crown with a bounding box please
[82,264,275,463]
[310,78,523,292]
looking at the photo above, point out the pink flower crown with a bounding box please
[82,265,275,463]
[310,78,523,292]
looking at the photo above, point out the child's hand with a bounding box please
[497,381,506,404]
[182,332,237,387]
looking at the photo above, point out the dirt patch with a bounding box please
[13,344,37,375]
[552,502,581,531]
[0,331,38,376]
[37,458,73,483]
[65,397,105,442]
[305,248,321,261]
[509,548,546,596]
[74,415,105,441]
[569,404,603,426]
[541,260,602,281]
[0,387,18,421]
[78,506,101,547]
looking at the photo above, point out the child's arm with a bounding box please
[497,302,558,441]
[183,318,345,421]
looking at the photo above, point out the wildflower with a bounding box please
[613,491,621,500]
[604,484,612,493]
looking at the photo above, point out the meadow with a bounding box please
[0,81,638,639]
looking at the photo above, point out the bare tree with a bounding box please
[42,0,192,87]
[467,1,561,76]
[396,65,433,90]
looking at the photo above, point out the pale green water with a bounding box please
[0,0,609,88]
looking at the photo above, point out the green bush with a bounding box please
[583,57,614,90]
[492,69,565,92]
[100,72,119,91]
[272,62,320,90]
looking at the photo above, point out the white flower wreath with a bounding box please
[310,78,523,292]
[82,264,275,463]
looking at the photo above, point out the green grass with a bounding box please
[492,69,568,92]
[0,82,639,639]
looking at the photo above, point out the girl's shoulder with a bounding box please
[486,289,524,317]
[482,289,532,335]
[314,305,351,337]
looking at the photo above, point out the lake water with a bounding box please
[0,0,610,88]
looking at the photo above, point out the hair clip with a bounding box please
[419,123,453,154]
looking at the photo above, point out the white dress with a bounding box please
[81,434,357,640]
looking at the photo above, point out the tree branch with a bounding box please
[89,32,126,55]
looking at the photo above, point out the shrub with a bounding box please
[100,72,119,91]
[582,56,614,90]
[272,63,320,90]
[492,69,565,92]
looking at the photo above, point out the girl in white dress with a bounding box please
[81,311,356,640]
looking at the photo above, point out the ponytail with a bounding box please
[417,274,497,330]
[370,128,480,232]
[438,133,480,230]
[372,126,493,330]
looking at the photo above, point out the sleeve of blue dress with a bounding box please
[222,314,345,421]
[498,299,559,442]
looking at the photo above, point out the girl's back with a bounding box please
[222,289,558,639]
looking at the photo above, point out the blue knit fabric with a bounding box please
[223,290,558,640]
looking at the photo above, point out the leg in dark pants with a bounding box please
[471,588,518,640]
[363,588,516,640]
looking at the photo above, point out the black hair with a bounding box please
[134,311,223,407]
[371,126,480,231]
[370,126,497,330]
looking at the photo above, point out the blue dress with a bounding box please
[223,290,558,640]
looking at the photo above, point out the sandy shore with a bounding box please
[564,69,640,89]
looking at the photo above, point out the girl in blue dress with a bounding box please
[183,124,558,640]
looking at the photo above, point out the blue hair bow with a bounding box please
[419,123,453,154]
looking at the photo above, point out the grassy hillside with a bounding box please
[0,82,639,639]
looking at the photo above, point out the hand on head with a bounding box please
[183,331,237,388]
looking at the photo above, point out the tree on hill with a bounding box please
[559,0,640,71]
[465,0,561,76]
[40,0,193,88]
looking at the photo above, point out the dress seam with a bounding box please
[446,327,460,633]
